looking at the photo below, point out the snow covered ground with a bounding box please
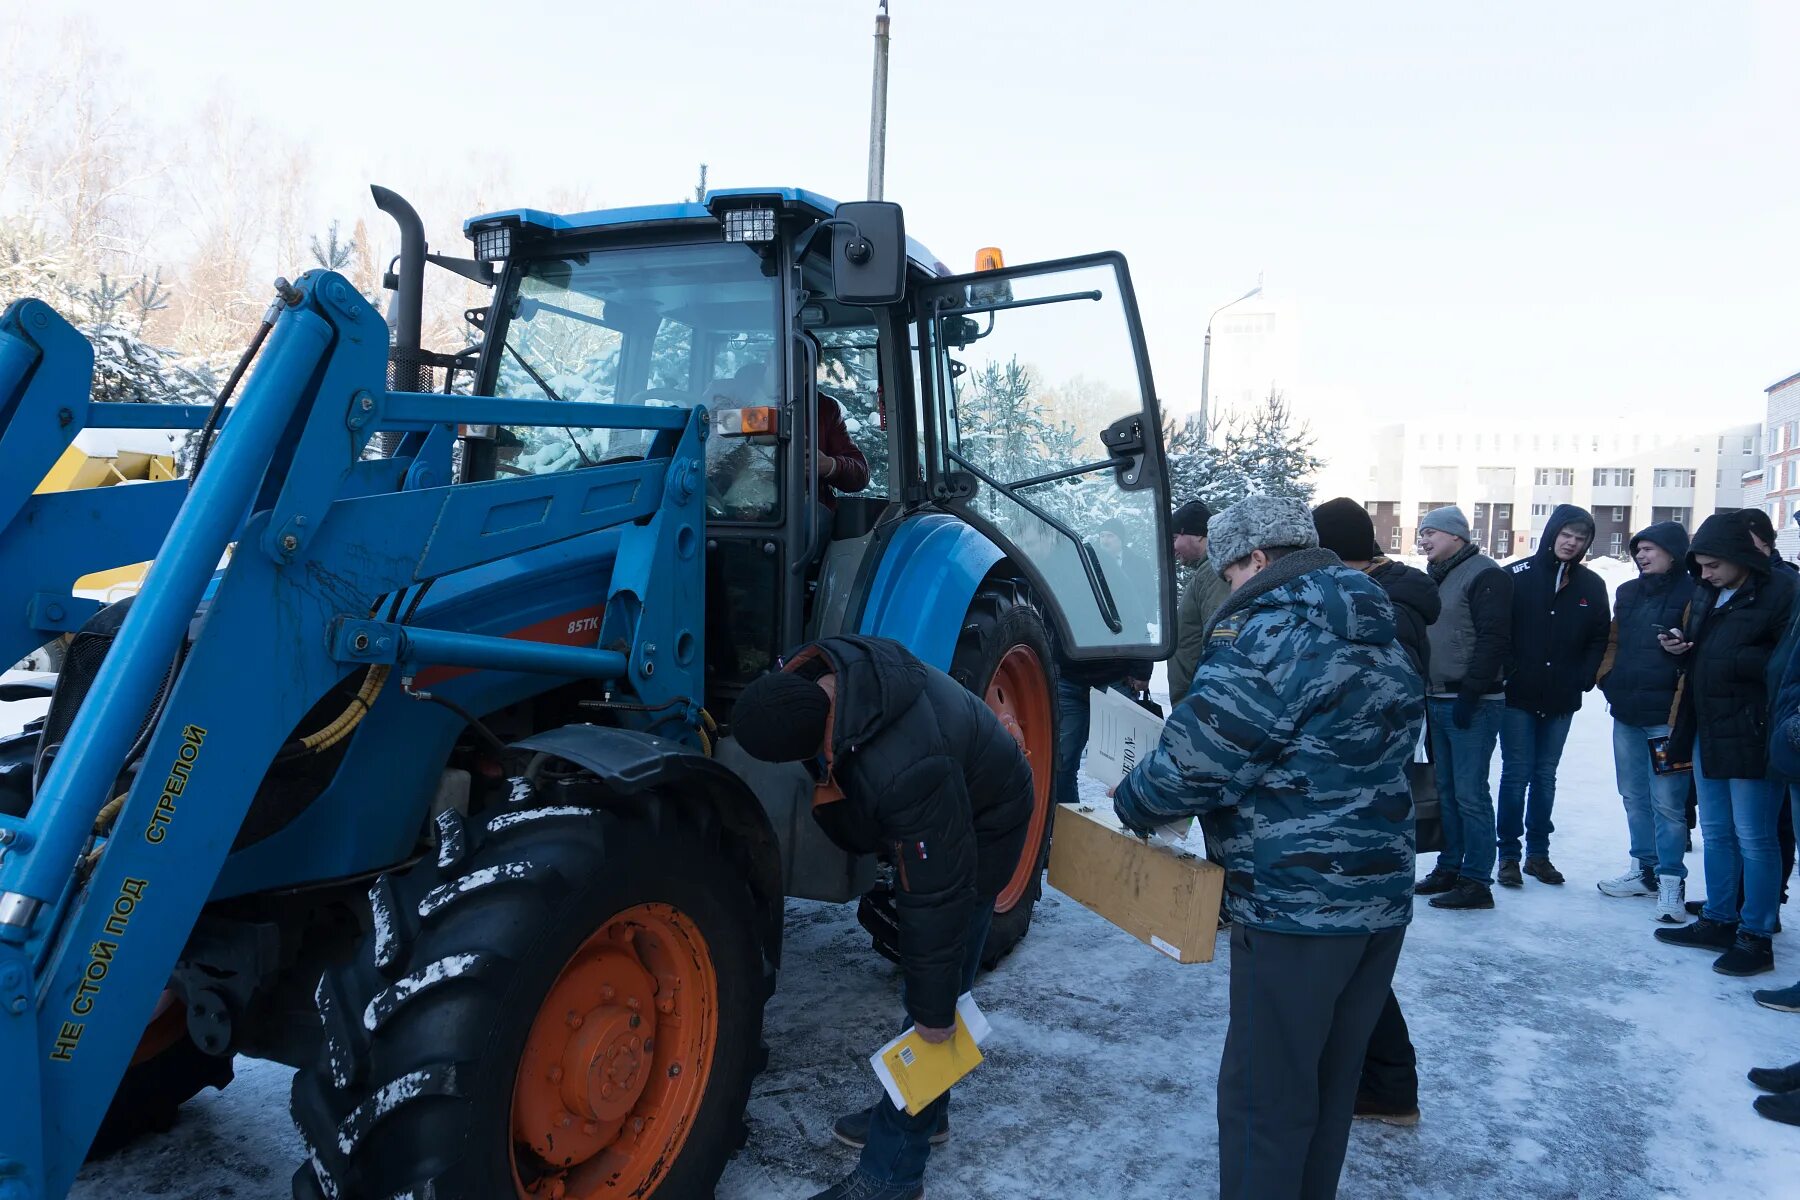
[43,697,1796,1199]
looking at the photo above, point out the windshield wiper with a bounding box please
[502,341,596,467]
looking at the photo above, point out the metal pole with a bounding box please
[1199,325,1213,442]
[867,1,890,201]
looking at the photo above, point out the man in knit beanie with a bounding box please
[1115,493,1423,1200]
[1415,506,1513,910]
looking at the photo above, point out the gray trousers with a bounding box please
[1218,923,1407,1200]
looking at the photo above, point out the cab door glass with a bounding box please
[918,254,1171,659]
[816,326,887,498]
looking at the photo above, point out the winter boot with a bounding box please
[1748,1060,1800,1093]
[1523,857,1565,885]
[1429,879,1495,910]
[1754,1089,1800,1128]
[1714,931,1775,977]
[1353,1093,1421,1126]
[832,1103,950,1150]
[1654,916,1738,951]
[808,1171,924,1200]
[1654,876,1687,924]
[1597,862,1656,898]
[1414,867,1459,896]
[1497,860,1524,888]
[1753,981,1800,1014]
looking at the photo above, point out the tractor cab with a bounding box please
[461,189,1175,707]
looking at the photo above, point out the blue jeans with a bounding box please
[1496,708,1574,862]
[861,905,994,1187]
[1694,743,1784,938]
[1611,719,1689,879]
[1054,677,1129,806]
[1427,697,1501,885]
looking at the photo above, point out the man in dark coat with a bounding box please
[1170,499,1233,701]
[1736,507,1800,908]
[1416,506,1513,911]
[1315,497,1439,1129]
[1495,504,1611,887]
[1595,521,1696,920]
[1654,514,1797,978]
[733,636,1034,1200]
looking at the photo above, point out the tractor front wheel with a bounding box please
[291,796,769,1200]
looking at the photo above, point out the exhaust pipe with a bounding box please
[371,185,426,394]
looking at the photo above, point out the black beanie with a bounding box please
[1172,500,1211,536]
[1312,497,1381,562]
[733,671,831,762]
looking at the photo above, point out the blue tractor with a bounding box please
[0,186,1174,1199]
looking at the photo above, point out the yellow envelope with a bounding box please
[869,993,990,1116]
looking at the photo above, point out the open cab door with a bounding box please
[915,252,1173,661]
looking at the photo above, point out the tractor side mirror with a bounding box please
[831,201,906,306]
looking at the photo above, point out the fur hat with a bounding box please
[1209,495,1320,577]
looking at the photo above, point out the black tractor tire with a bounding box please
[291,796,771,1200]
[87,1033,234,1157]
[858,582,1059,972]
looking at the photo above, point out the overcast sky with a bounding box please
[23,0,1800,450]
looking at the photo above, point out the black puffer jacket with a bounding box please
[1504,504,1611,716]
[1366,558,1440,679]
[797,636,1033,1028]
[1671,515,1799,780]
[1600,522,1695,727]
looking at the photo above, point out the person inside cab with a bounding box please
[701,348,871,513]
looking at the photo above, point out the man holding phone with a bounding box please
[1596,522,1696,921]
[1655,514,1798,976]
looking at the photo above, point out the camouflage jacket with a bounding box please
[1113,548,1422,935]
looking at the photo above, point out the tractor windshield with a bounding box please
[490,241,784,521]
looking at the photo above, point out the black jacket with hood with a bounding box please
[790,636,1034,1028]
[1365,558,1440,680]
[1504,504,1612,716]
[1599,522,1696,727]
[1671,514,1799,779]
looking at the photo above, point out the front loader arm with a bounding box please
[0,273,708,1199]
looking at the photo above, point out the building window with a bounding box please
[1612,507,1625,522]
[1718,436,1726,452]
[1532,503,1548,517]
[1389,527,1402,551]
[1610,532,1623,555]
[1496,505,1511,520]
[1494,527,1510,550]
[1529,536,1539,550]
[1653,468,1696,489]
[1591,467,1634,487]
[1744,436,1757,455]
[1534,467,1574,486]
[1717,469,1723,488]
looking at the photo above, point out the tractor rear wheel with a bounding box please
[859,582,1058,970]
[291,796,769,1200]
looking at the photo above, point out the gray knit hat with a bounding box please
[1418,505,1472,543]
[1209,495,1320,577]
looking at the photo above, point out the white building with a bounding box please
[1761,371,1800,558]
[1359,420,1762,561]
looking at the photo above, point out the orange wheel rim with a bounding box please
[131,989,186,1066]
[987,643,1053,913]
[511,903,718,1198]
